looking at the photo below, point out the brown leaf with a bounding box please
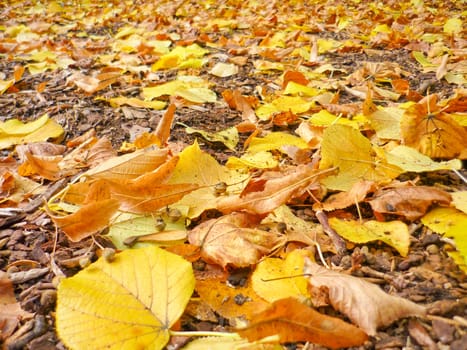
[0,271,33,341]
[369,186,451,221]
[237,297,368,348]
[188,212,285,268]
[304,260,426,335]
[217,165,332,215]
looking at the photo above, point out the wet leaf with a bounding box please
[56,246,195,350]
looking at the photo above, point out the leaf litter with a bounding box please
[0,0,466,349]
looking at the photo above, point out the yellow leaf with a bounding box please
[182,337,248,350]
[328,218,410,256]
[0,79,15,95]
[421,207,467,267]
[283,81,321,97]
[386,145,462,172]
[444,18,462,35]
[0,114,64,150]
[252,250,312,302]
[180,123,239,151]
[151,44,209,71]
[256,96,314,121]
[319,124,402,191]
[412,51,436,70]
[452,191,467,214]
[143,79,216,103]
[369,107,403,140]
[209,62,238,77]
[56,246,195,350]
[226,151,278,170]
[168,141,248,218]
[247,131,309,154]
[309,110,368,129]
[101,96,166,110]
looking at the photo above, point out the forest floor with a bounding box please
[0,1,466,349]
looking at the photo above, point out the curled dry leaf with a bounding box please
[237,297,368,349]
[188,212,285,268]
[319,180,377,211]
[369,185,451,221]
[304,260,426,335]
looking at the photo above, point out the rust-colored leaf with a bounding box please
[237,297,368,348]
[369,185,451,221]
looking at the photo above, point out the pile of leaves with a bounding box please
[0,0,466,349]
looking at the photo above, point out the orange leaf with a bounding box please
[48,198,120,242]
[154,103,176,146]
[282,70,309,89]
[237,297,368,348]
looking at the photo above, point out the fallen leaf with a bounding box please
[237,297,368,348]
[320,180,377,211]
[195,278,270,321]
[328,218,410,256]
[56,246,195,350]
[369,186,451,221]
[217,165,330,215]
[0,114,64,150]
[209,62,239,77]
[0,271,33,341]
[188,212,285,268]
[168,140,248,218]
[179,123,239,151]
[400,95,467,159]
[304,260,426,335]
[251,250,313,302]
[319,124,402,191]
[421,207,467,268]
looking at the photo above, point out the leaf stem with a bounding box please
[169,330,241,338]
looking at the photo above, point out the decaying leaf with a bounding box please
[188,212,285,268]
[56,246,195,350]
[304,260,426,335]
[320,180,377,211]
[237,297,368,348]
[369,186,451,221]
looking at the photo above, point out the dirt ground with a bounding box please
[0,1,466,349]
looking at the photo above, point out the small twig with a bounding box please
[315,210,347,256]
[452,169,467,184]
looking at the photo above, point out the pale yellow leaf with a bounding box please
[209,62,238,77]
[56,246,195,350]
[180,123,239,151]
[451,191,467,214]
[386,145,462,172]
